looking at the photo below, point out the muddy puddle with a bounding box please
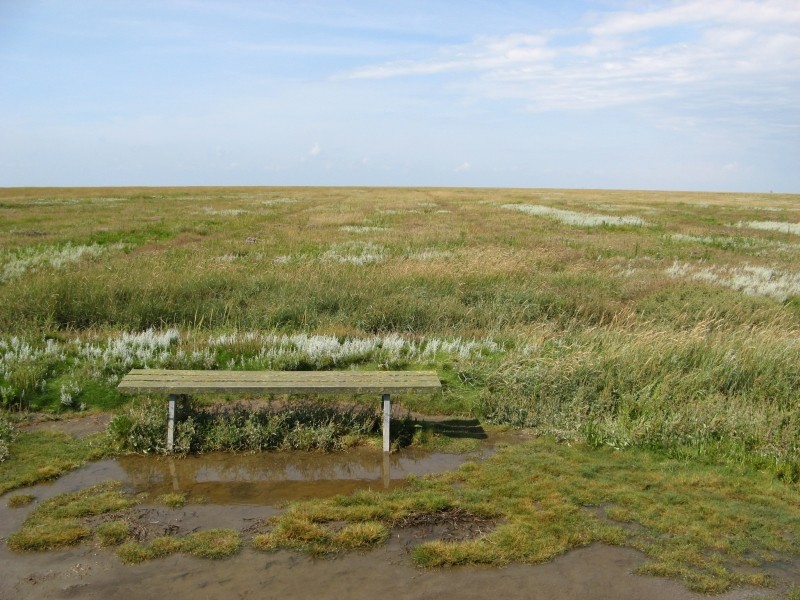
[1,428,792,600]
[116,446,477,504]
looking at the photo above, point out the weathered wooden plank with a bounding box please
[120,369,438,381]
[120,369,440,454]
[118,369,441,395]
[118,375,439,388]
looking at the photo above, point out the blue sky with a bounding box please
[1,0,798,191]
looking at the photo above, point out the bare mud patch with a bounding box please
[1,541,766,600]
[20,412,113,437]
[394,507,496,545]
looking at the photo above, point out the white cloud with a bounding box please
[341,0,800,116]
[309,141,321,157]
[347,33,553,80]
[589,0,800,36]
[455,162,471,173]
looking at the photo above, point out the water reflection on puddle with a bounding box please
[117,446,481,505]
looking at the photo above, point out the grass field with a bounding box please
[1,186,798,469]
[1,186,799,593]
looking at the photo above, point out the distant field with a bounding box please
[1,186,799,472]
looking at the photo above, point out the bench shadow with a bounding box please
[429,419,488,440]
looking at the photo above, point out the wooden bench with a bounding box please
[117,369,442,452]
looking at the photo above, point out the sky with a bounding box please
[0,0,799,192]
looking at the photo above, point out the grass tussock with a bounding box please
[117,529,242,563]
[7,493,36,508]
[4,479,241,561]
[95,520,131,546]
[252,519,390,556]
[158,492,187,508]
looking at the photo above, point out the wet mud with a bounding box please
[0,539,771,600]
[0,430,791,599]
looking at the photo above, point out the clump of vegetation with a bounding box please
[108,397,380,454]
[7,481,137,551]
[476,324,800,477]
[0,415,16,462]
[159,492,186,508]
[7,493,35,508]
[95,520,131,546]
[252,519,388,556]
[117,529,241,563]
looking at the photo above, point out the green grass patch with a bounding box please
[32,378,126,413]
[0,430,111,495]
[7,493,35,508]
[392,417,485,453]
[159,492,187,508]
[95,520,131,546]
[7,481,136,551]
[117,529,242,563]
[252,518,389,557]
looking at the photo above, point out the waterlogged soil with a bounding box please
[0,539,771,600]
[0,431,786,600]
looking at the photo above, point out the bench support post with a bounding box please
[167,394,178,451]
[382,393,391,453]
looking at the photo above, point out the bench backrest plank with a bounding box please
[117,369,442,395]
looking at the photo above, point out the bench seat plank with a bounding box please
[117,369,442,395]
